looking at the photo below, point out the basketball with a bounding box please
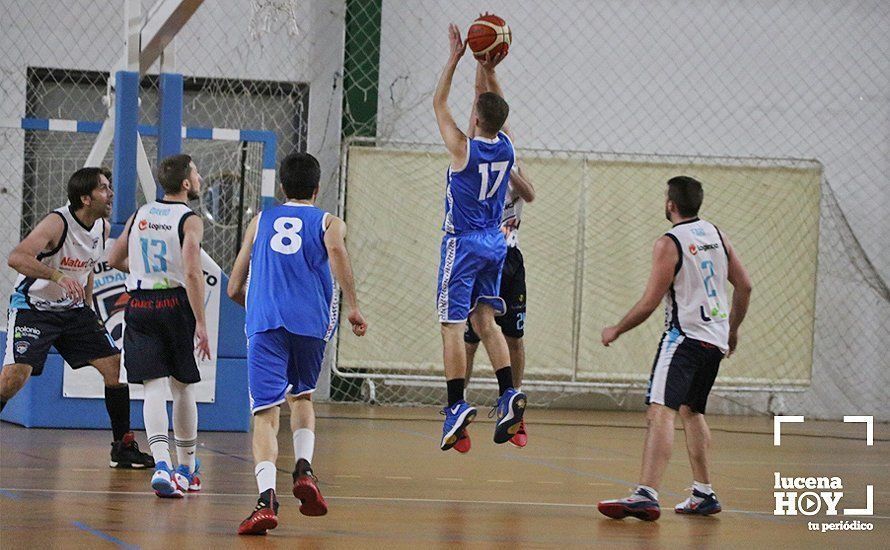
[467,14,511,59]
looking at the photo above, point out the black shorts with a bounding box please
[465,246,526,343]
[4,307,119,374]
[645,330,724,414]
[122,288,199,384]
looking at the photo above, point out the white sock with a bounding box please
[693,481,713,496]
[255,461,277,494]
[293,428,315,465]
[636,485,659,501]
[143,378,171,467]
[170,379,198,472]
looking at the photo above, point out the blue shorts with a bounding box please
[436,230,507,323]
[247,328,326,414]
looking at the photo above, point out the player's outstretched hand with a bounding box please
[447,23,466,61]
[57,275,85,303]
[194,322,212,361]
[726,330,739,358]
[348,308,368,337]
[479,50,506,70]
[601,326,620,347]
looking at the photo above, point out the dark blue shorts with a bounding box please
[247,328,326,414]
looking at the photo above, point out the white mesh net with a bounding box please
[0,1,887,419]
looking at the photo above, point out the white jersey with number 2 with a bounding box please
[663,218,730,352]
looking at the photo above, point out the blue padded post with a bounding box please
[157,72,183,199]
[112,71,140,235]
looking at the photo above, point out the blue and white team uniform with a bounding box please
[437,132,515,322]
[246,203,339,413]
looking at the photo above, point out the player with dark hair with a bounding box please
[597,176,753,521]
[108,153,211,497]
[460,63,536,452]
[229,152,367,535]
[433,24,526,452]
[2,166,153,469]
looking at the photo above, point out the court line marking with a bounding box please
[72,521,139,550]
[486,479,514,483]
[436,477,463,482]
[384,476,412,480]
[5,487,888,520]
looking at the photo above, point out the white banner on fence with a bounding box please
[62,241,221,402]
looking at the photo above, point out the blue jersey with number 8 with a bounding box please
[246,203,338,341]
[443,132,515,234]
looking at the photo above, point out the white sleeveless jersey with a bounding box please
[501,178,524,249]
[663,218,730,352]
[126,200,196,291]
[10,206,105,311]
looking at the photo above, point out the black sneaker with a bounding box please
[110,431,155,469]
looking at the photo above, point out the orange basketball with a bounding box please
[467,14,511,59]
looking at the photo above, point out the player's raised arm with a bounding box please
[182,214,211,361]
[602,236,678,346]
[433,23,469,169]
[323,215,367,337]
[227,214,260,307]
[107,213,135,273]
[478,51,512,140]
[721,232,753,357]
[510,161,535,203]
[8,212,84,303]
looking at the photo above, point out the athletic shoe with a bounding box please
[597,487,661,521]
[293,471,328,516]
[675,488,722,515]
[492,388,526,444]
[453,428,471,453]
[151,461,184,499]
[174,459,202,493]
[508,419,527,448]
[110,432,155,469]
[440,400,477,451]
[238,490,279,535]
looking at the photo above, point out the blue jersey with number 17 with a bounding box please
[443,132,515,234]
[246,203,338,341]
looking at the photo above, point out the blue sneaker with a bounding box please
[598,487,661,521]
[152,461,184,499]
[440,400,477,451]
[492,388,526,444]
[675,488,722,515]
[174,459,202,493]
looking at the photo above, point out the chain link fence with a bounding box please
[1,1,886,419]
[331,1,889,419]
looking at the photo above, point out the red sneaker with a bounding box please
[238,492,279,535]
[508,419,527,448]
[453,428,471,453]
[293,473,328,516]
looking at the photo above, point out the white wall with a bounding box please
[374,0,889,419]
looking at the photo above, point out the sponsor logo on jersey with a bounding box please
[689,243,720,255]
[15,341,30,355]
[149,206,172,216]
[138,219,173,232]
[60,256,93,269]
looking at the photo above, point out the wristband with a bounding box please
[50,270,65,283]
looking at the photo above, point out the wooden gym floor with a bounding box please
[1,404,887,548]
